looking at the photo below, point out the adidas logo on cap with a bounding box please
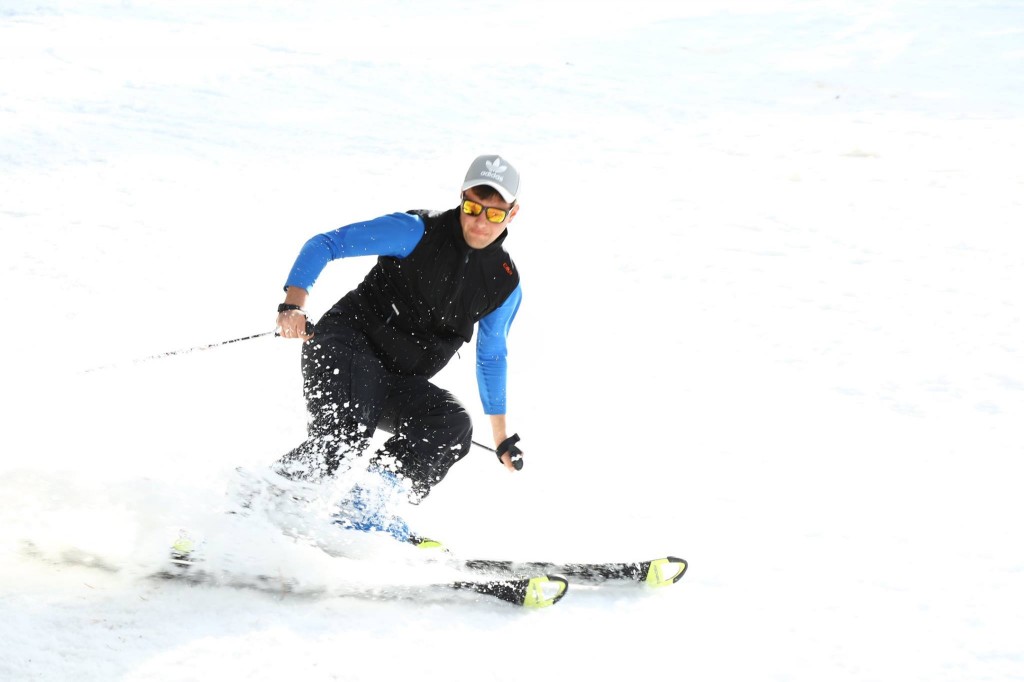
[481,157,508,181]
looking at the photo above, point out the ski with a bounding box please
[457,556,687,588]
[156,562,568,608]
[405,536,688,588]
[22,539,569,609]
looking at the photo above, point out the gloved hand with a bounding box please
[496,433,524,471]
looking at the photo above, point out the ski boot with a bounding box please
[332,467,414,543]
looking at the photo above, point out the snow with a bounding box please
[2,0,1023,680]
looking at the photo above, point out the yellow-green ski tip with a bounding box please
[171,536,195,555]
[523,575,569,608]
[645,557,688,587]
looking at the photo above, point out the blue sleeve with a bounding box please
[284,212,425,291]
[476,284,522,415]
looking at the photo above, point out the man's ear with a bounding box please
[507,204,521,222]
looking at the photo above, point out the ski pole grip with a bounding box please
[496,433,524,471]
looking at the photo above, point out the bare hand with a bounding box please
[276,310,313,340]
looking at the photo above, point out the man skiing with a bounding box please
[271,155,525,541]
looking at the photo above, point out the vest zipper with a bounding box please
[442,250,472,323]
[384,302,400,325]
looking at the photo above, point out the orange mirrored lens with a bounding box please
[463,196,508,223]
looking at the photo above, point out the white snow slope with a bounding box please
[2,1,1023,680]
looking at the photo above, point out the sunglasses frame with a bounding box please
[461,192,515,224]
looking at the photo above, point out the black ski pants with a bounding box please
[275,323,472,502]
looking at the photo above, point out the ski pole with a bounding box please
[83,329,278,373]
[84,319,317,373]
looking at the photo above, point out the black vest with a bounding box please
[319,207,520,377]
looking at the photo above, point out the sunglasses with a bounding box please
[461,194,513,224]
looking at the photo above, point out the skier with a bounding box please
[271,155,525,542]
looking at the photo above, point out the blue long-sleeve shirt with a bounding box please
[285,212,521,415]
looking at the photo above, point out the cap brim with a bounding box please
[462,179,516,204]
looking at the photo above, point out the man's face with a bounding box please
[459,186,519,250]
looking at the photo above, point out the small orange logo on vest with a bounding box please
[502,262,513,276]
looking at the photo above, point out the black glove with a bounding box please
[496,433,524,471]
